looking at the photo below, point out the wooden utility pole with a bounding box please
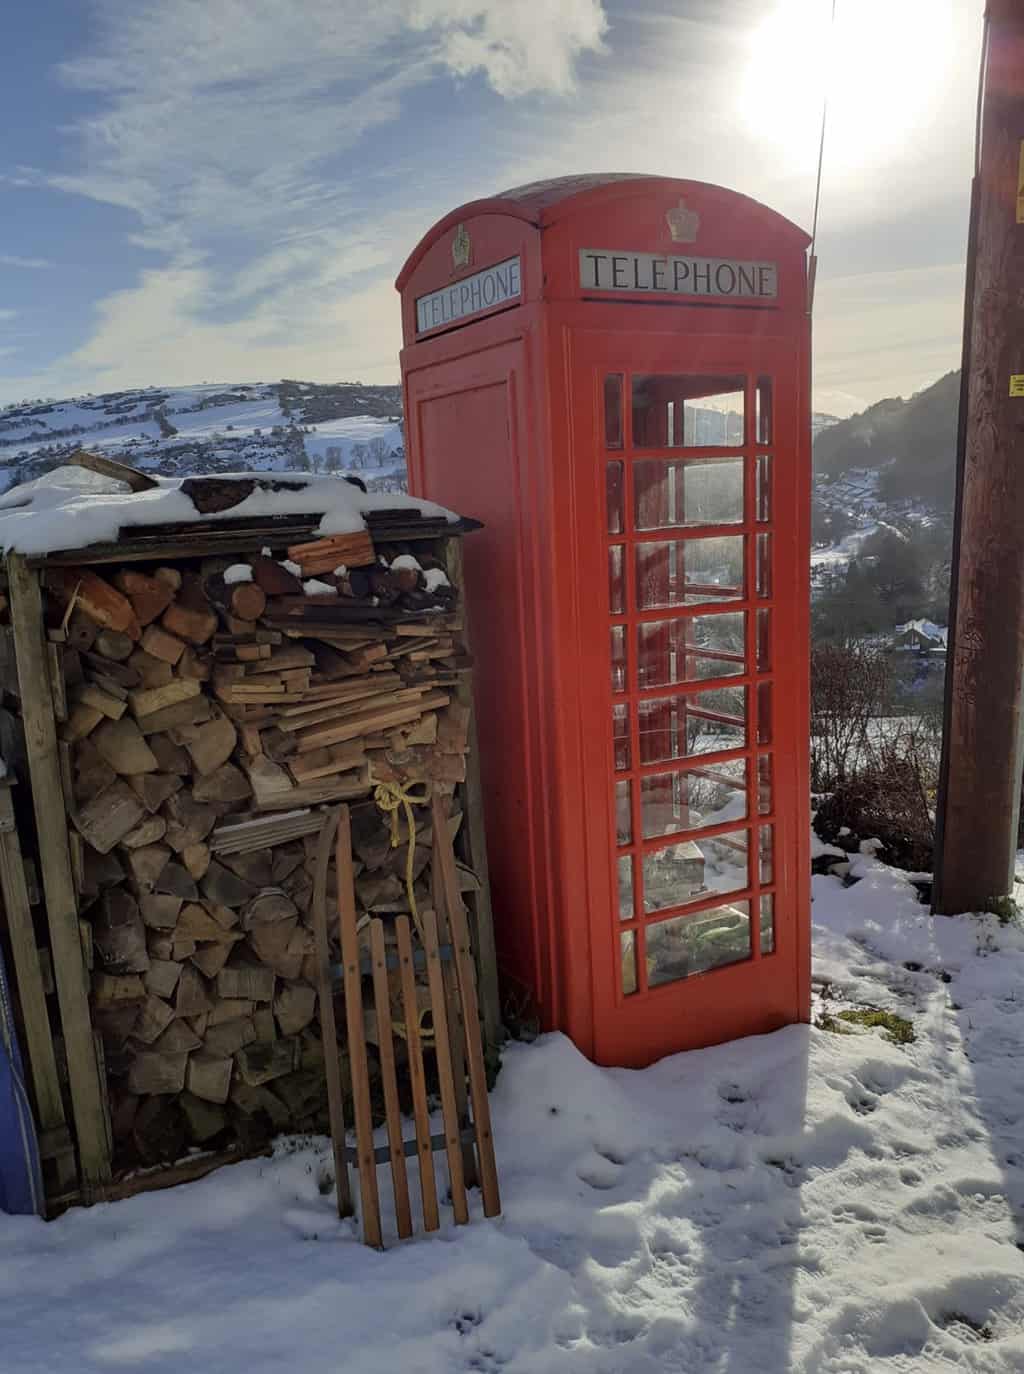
[934,0,1024,914]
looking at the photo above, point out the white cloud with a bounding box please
[408,0,607,96]
[1,0,608,401]
[0,255,51,270]
[0,310,17,322]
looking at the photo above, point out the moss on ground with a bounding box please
[837,1007,916,1045]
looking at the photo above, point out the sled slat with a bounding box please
[369,919,412,1239]
[396,914,440,1232]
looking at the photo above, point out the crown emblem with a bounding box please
[452,223,472,270]
[666,199,700,244]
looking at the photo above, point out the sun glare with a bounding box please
[740,0,956,177]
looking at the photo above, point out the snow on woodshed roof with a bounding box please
[0,466,463,558]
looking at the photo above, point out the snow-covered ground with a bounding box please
[4,851,1024,1372]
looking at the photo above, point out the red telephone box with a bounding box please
[397,174,811,1068]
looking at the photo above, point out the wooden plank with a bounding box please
[336,806,382,1248]
[369,920,412,1240]
[7,554,112,1194]
[396,915,439,1232]
[311,807,352,1220]
[67,448,158,493]
[294,693,449,753]
[443,535,501,1049]
[420,906,468,1226]
[431,841,477,1192]
[432,792,501,1218]
[48,644,67,722]
[0,784,68,1152]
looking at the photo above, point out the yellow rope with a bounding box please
[369,769,430,941]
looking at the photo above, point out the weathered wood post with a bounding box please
[6,554,112,1194]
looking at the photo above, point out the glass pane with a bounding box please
[757,609,771,672]
[606,461,624,535]
[756,377,773,445]
[638,613,745,690]
[613,703,631,770]
[647,901,751,987]
[757,683,772,746]
[757,754,773,815]
[760,825,774,884]
[635,536,744,610]
[632,375,745,449]
[605,374,624,449]
[757,532,772,599]
[611,625,627,693]
[609,545,625,614]
[618,855,634,920]
[639,686,747,764]
[641,758,748,839]
[634,458,744,530]
[643,828,750,914]
[756,454,772,523]
[760,894,775,955]
[616,779,632,846]
[621,930,638,995]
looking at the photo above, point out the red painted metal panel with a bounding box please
[398,176,811,1068]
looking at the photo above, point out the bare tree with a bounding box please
[811,642,892,791]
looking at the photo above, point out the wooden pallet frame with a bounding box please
[318,796,500,1247]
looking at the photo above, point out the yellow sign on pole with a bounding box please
[1010,375,1024,398]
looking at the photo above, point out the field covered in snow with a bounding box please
[3,851,1024,1372]
[0,382,405,492]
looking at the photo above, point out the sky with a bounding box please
[0,0,984,417]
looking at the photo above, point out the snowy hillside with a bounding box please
[0,381,406,494]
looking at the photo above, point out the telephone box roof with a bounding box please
[395,173,810,290]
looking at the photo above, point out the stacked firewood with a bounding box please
[47,530,474,1168]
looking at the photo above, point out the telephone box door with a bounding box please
[569,331,809,1067]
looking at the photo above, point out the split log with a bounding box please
[93,972,146,1008]
[162,602,218,647]
[63,702,103,742]
[153,566,183,593]
[180,1092,227,1141]
[234,1038,299,1087]
[140,624,185,665]
[132,994,175,1045]
[145,959,182,999]
[74,780,147,853]
[128,771,183,814]
[128,1050,188,1096]
[128,649,174,690]
[139,893,182,930]
[192,762,251,804]
[151,1019,202,1055]
[186,1052,233,1104]
[51,570,140,639]
[92,888,149,973]
[113,571,175,626]
[217,954,275,1002]
[93,717,159,775]
[148,733,190,774]
[274,983,316,1036]
[74,684,126,721]
[203,1016,256,1058]
[132,1096,186,1165]
[175,965,214,1018]
[129,678,201,721]
[120,815,168,849]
